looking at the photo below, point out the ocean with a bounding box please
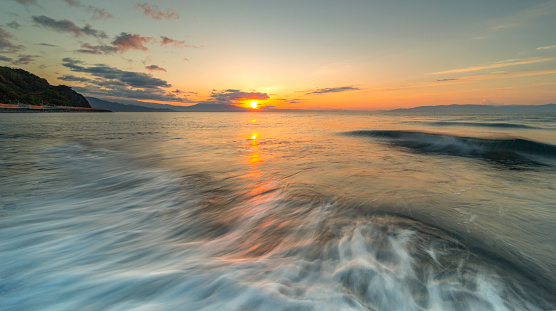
[0,111,555,310]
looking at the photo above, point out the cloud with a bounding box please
[305,86,360,95]
[74,85,193,102]
[537,44,556,50]
[0,27,25,53]
[59,58,191,102]
[111,32,153,52]
[89,8,112,20]
[160,36,201,49]
[39,43,57,47]
[199,89,270,105]
[13,54,39,65]
[32,15,107,38]
[375,69,556,92]
[62,57,170,89]
[58,74,92,83]
[279,98,305,105]
[10,0,39,6]
[431,57,556,75]
[145,65,167,72]
[7,21,21,29]
[491,1,556,31]
[77,34,192,55]
[75,43,118,54]
[61,0,78,5]
[436,78,458,82]
[60,0,113,20]
[137,3,180,20]
[0,55,13,62]
[172,89,196,95]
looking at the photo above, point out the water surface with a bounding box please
[1,112,555,310]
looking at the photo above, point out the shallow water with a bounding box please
[0,112,555,310]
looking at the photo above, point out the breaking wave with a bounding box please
[424,121,539,129]
[346,130,556,166]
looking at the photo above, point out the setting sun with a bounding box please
[250,101,258,109]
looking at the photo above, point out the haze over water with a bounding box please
[1,111,555,310]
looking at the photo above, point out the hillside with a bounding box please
[0,66,90,108]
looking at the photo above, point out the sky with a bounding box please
[1,0,556,110]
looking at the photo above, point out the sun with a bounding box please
[250,101,258,109]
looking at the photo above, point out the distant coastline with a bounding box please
[0,103,110,113]
[388,103,556,113]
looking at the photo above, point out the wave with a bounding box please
[346,130,556,166]
[425,121,539,129]
[1,143,554,310]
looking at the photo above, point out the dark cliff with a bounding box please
[0,66,90,108]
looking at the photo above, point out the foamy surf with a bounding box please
[0,142,553,310]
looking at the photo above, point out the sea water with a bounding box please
[0,111,555,310]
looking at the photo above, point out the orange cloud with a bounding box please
[111,33,153,52]
[137,3,179,20]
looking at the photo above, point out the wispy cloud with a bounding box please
[59,74,92,83]
[378,69,556,92]
[32,16,107,38]
[431,57,555,75]
[77,34,196,55]
[60,0,113,20]
[137,3,180,20]
[305,86,360,95]
[6,21,21,29]
[145,65,167,72]
[537,44,556,51]
[279,98,305,105]
[464,69,556,81]
[13,54,39,65]
[491,0,556,30]
[10,0,39,7]
[199,89,270,105]
[75,43,117,54]
[160,36,201,49]
[0,27,25,53]
[0,55,13,62]
[436,78,458,82]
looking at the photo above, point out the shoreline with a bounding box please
[0,105,111,113]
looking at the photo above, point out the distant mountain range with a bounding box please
[389,104,556,113]
[87,97,175,112]
[88,97,556,113]
[87,97,252,112]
